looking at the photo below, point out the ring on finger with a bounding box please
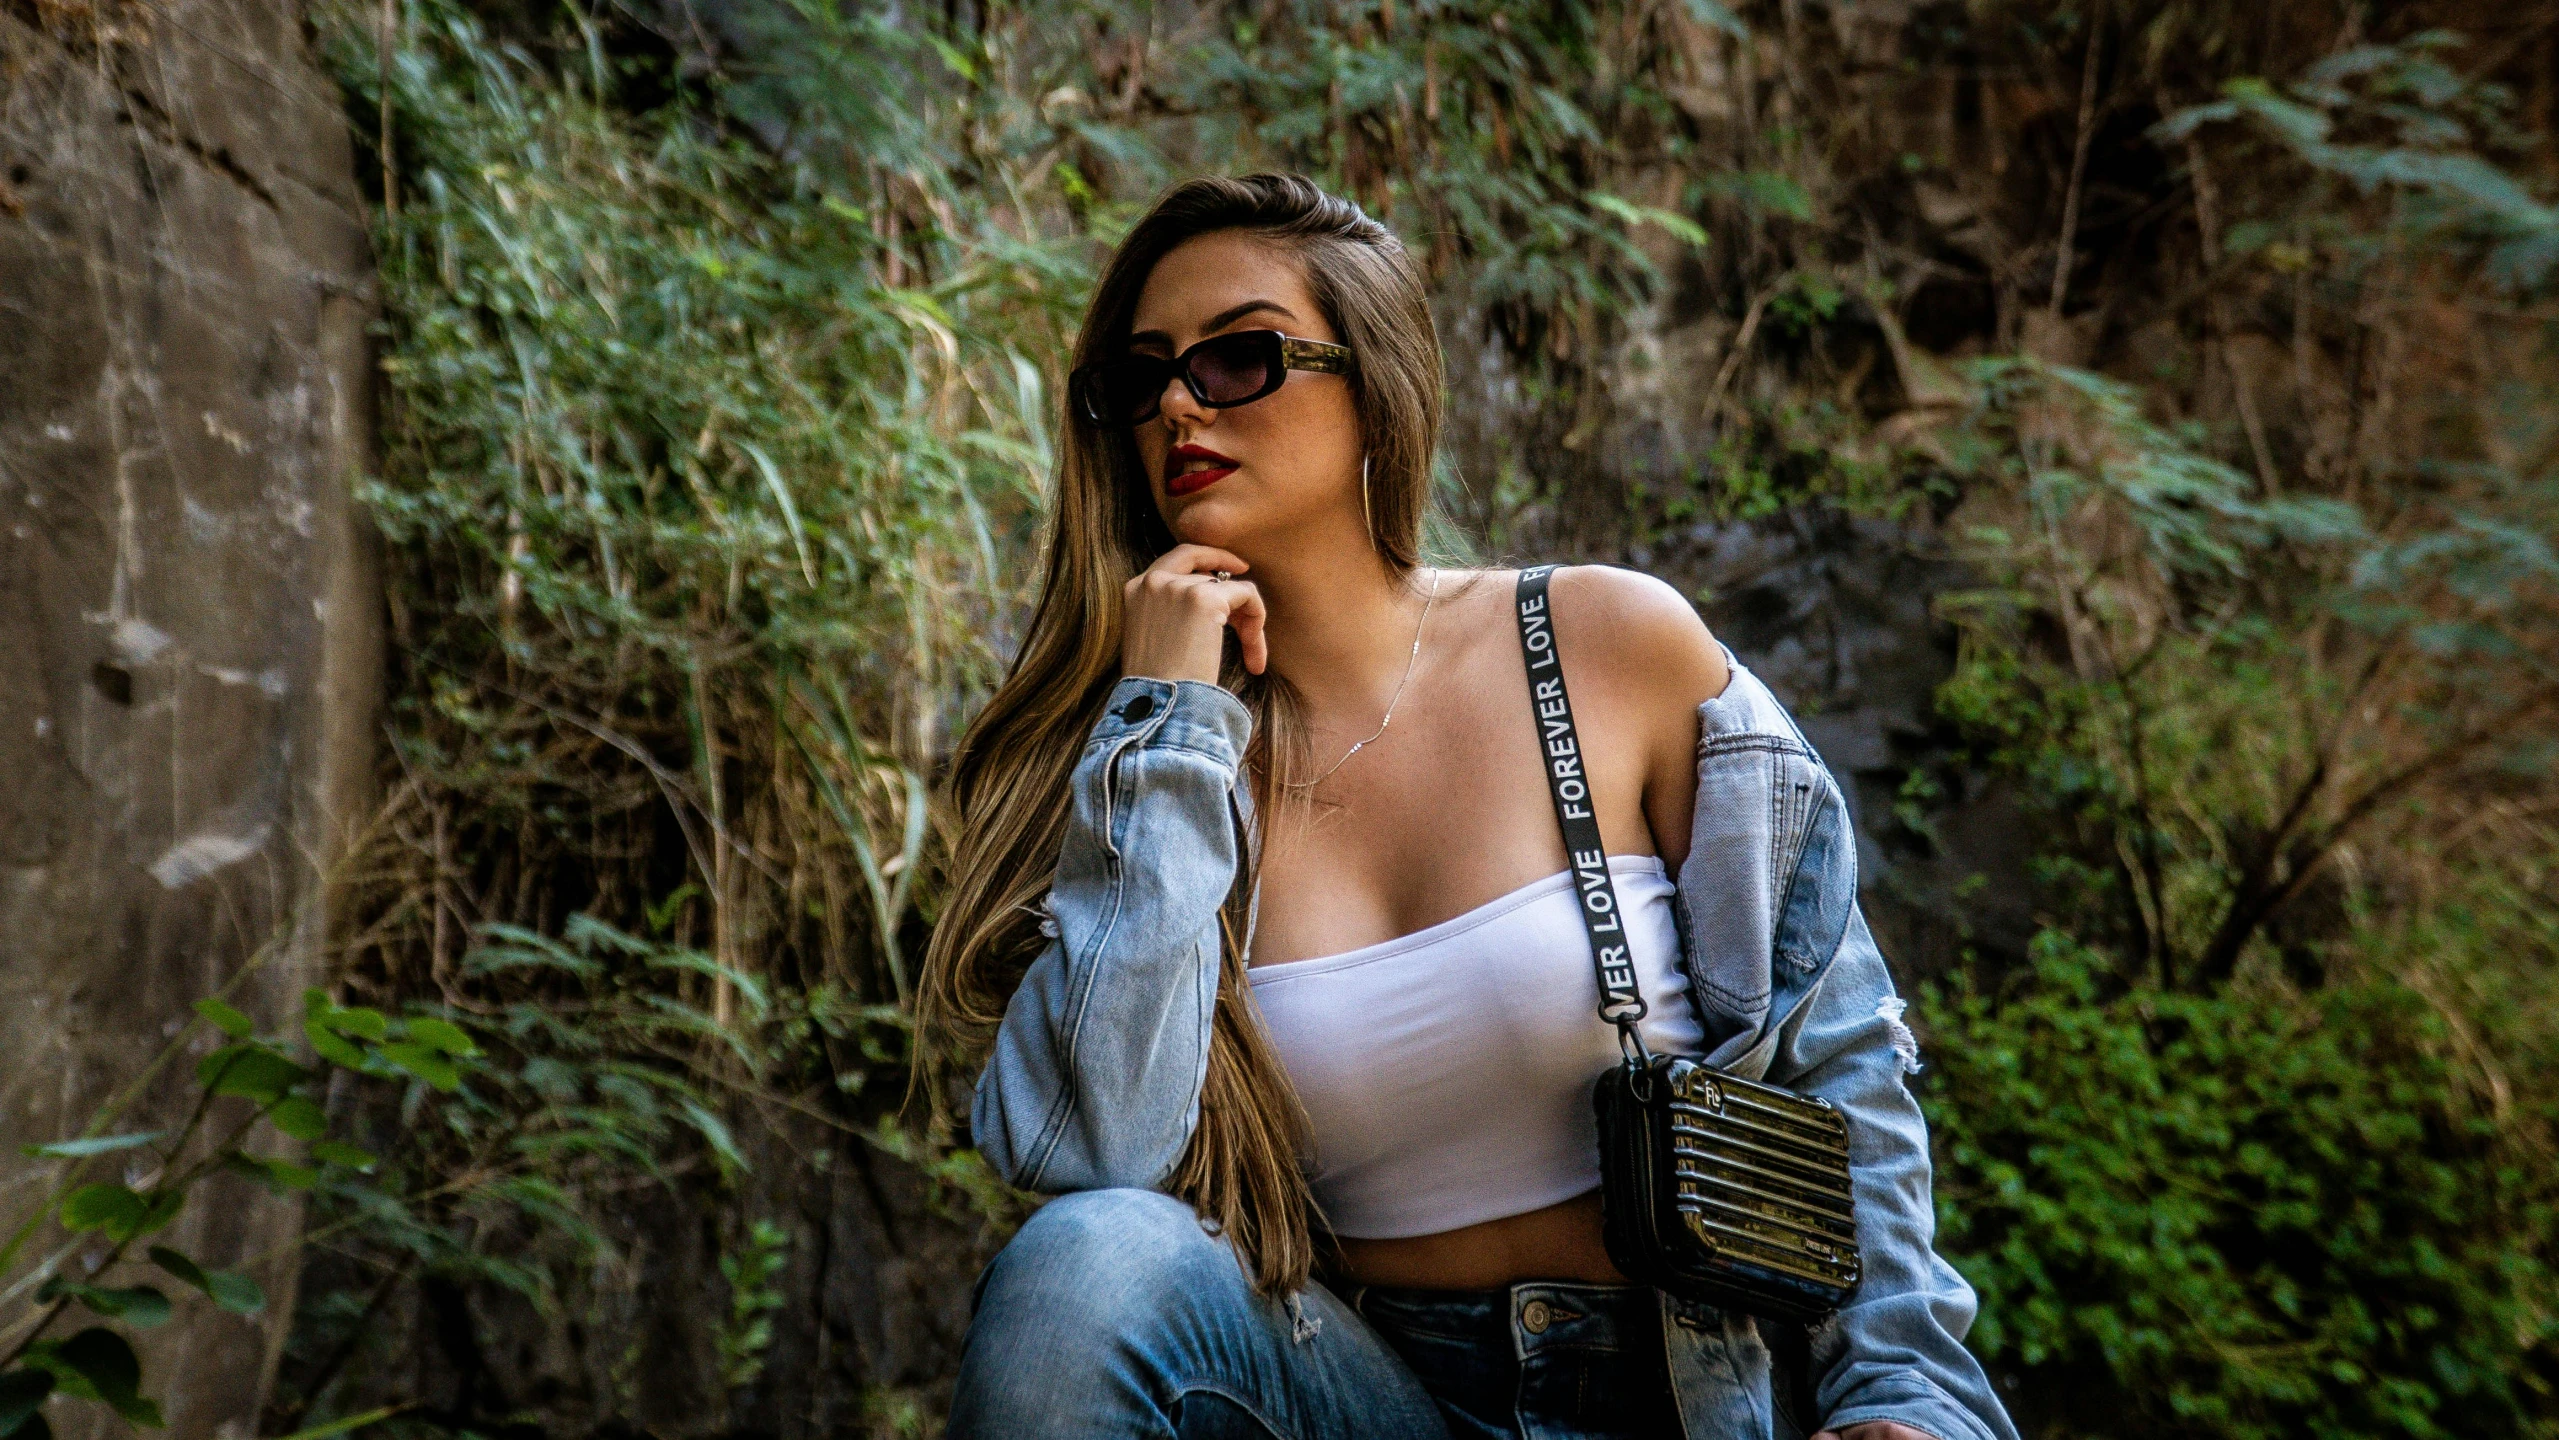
[1212,570,1232,582]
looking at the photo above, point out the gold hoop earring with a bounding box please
[1361,454,1375,541]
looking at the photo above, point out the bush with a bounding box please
[1923,932,2558,1439]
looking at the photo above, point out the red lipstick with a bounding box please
[1167,442,1239,497]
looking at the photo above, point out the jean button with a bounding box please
[1520,1298,1551,1334]
[1119,693,1155,722]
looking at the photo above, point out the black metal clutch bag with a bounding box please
[1515,566,1862,1325]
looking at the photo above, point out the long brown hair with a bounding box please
[915,174,1448,1294]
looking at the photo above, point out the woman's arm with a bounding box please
[1773,907,2020,1440]
[969,674,1252,1193]
[1580,563,2015,1440]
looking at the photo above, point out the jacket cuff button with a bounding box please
[1118,693,1156,722]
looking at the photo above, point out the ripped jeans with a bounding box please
[947,1189,1682,1440]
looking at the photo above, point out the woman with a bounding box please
[917,173,2016,1440]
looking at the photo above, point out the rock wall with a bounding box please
[0,0,380,1432]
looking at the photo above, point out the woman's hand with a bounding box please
[1120,545,1268,683]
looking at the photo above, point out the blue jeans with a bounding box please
[949,1189,1681,1440]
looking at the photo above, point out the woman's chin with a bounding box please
[1167,497,1256,550]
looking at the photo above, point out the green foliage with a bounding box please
[1890,34,2559,1435]
[0,980,461,1439]
[268,1,2559,1436]
[1156,0,1690,351]
[1924,935,2555,1438]
[26,1329,158,1429]
[266,909,915,1429]
[314,0,1066,1104]
[2158,34,2559,290]
[715,1220,792,1391]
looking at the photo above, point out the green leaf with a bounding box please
[303,990,389,1040]
[36,1281,170,1329]
[403,1016,479,1058]
[132,1189,182,1238]
[1679,0,1748,38]
[19,1132,161,1160]
[323,1007,389,1042]
[678,1098,746,1176]
[58,1185,146,1238]
[192,998,255,1039]
[379,1042,462,1092]
[144,1246,210,1291]
[266,1097,327,1141]
[197,1045,309,1104]
[203,1269,266,1316]
[103,1287,169,1328]
[736,438,817,587]
[310,1141,378,1173]
[222,1153,317,1195]
[0,1368,55,1433]
[1586,191,1711,248]
[303,1019,369,1070]
[1717,170,1816,222]
[27,1330,158,1428]
[144,1247,264,1316]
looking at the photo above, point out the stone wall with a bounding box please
[0,0,379,1432]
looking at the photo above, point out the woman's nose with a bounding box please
[1156,368,1209,428]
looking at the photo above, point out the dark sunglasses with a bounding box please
[1069,329,1355,428]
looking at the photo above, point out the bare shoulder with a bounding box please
[1547,563,1731,712]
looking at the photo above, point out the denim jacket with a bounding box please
[971,650,2021,1440]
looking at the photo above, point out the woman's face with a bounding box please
[1124,230,1366,556]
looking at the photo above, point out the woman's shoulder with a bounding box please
[1542,563,1732,716]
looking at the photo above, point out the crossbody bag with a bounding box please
[1512,564,1863,1325]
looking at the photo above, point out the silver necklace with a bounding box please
[1279,566,1440,791]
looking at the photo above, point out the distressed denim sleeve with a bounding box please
[969,675,1253,1194]
[1771,909,2020,1440]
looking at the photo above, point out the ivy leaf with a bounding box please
[403,1016,479,1058]
[147,1247,266,1316]
[18,1133,161,1160]
[197,1045,308,1104]
[0,1367,55,1434]
[26,1330,159,1428]
[266,1097,327,1142]
[379,1042,462,1092]
[192,999,255,1039]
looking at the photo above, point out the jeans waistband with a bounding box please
[1351,1279,1660,1357]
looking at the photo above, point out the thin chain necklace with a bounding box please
[1279,566,1440,791]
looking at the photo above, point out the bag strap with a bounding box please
[1514,567,1652,1058]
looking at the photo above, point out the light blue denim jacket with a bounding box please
[972,649,2020,1440]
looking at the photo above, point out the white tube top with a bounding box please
[1244,854,1703,1239]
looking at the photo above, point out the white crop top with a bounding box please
[1244,854,1703,1240]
